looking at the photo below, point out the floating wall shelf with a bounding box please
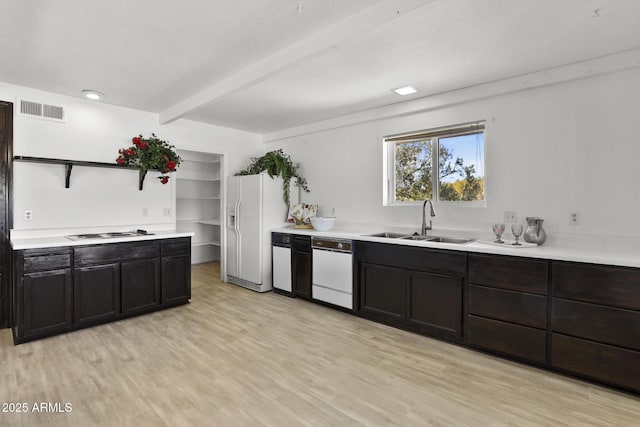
[13,156,170,190]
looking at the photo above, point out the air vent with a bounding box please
[19,100,65,122]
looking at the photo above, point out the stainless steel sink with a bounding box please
[365,232,474,244]
[425,236,474,244]
[401,235,432,241]
[400,235,474,244]
[364,232,411,238]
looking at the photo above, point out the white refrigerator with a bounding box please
[226,174,293,292]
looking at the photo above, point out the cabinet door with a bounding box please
[272,245,292,293]
[292,249,312,299]
[406,271,463,340]
[162,255,191,305]
[122,258,161,316]
[75,264,120,326]
[22,269,72,338]
[358,262,405,326]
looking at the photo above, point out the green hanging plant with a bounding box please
[235,149,310,206]
[116,134,181,184]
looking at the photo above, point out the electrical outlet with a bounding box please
[163,208,172,216]
[503,210,517,223]
[331,207,336,216]
[24,210,33,221]
[142,207,148,217]
[569,211,581,225]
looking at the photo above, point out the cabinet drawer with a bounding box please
[467,315,547,364]
[23,250,72,272]
[161,238,191,257]
[551,333,640,393]
[552,298,640,351]
[75,241,161,266]
[468,285,547,329]
[552,262,640,310]
[355,241,465,276]
[292,235,311,252]
[272,232,291,246]
[469,254,548,294]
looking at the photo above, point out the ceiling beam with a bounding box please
[158,0,433,124]
[261,48,640,143]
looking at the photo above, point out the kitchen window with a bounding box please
[383,121,485,206]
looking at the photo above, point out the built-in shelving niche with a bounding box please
[13,156,172,190]
[175,150,223,264]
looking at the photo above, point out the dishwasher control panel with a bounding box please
[311,237,352,253]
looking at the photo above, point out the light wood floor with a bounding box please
[1,262,638,426]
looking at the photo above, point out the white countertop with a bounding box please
[11,229,194,250]
[273,224,640,268]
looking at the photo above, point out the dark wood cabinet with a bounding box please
[303,239,640,394]
[466,253,549,364]
[14,247,73,341]
[75,264,120,326]
[121,258,160,316]
[468,253,548,294]
[13,237,191,344]
[358,262,405,326]
[550,261,640,393]
[406,270,463,339]
[467,285,547,329]
[292,236,312,300]
[0,101,12,330]
[161,238,191,306]
[75,241,162,322]
[355,241,465,342]
[551,334,640,392]
[467,315,547,363]
[22,269,73,338]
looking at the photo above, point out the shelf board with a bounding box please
[176,218,220,226]
[180,158,221,164]
[14,155,131,169]
[198,219,221,226]
[176,177,221,182]
[192,240,221,247]
[177,196,220,200]
[176,219,198,224]
[13,155,172,190]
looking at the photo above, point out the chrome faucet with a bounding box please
[421,199,436,236]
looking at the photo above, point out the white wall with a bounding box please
[267,68,640,242]
[0,82,262,232]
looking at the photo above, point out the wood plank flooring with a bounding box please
[0,262,638,426]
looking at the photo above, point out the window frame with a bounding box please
[383,121,486,207]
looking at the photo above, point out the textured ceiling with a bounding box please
[1,0,639,134]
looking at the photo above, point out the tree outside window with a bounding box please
[385,122,485,205]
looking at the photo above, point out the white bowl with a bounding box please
[310,217,336,231]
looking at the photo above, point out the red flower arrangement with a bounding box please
[116,134,181,184]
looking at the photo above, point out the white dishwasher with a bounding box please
[272,233,292,294]
[311,237,353,309]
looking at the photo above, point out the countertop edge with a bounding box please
[11,231,195,250]
[271,226,640,269]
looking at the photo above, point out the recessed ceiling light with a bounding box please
[82,90,104,100]
[392,85,418,96]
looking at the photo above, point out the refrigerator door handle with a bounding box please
[235,200,241,274]
[234,200,240,234]
[228,212,236,229]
